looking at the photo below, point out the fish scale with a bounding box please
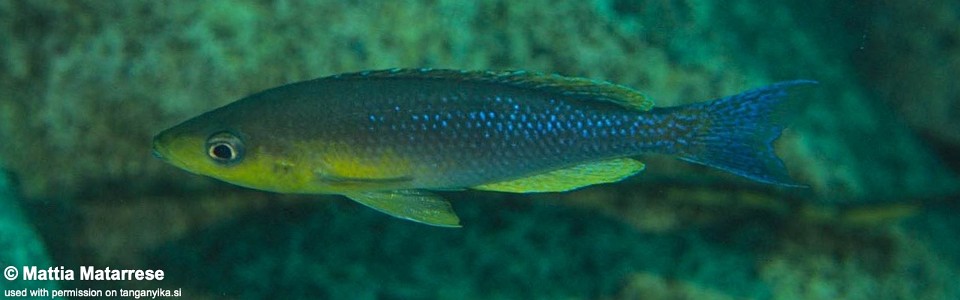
[343,89,664,189]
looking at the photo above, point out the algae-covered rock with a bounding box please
[615,273,738,300]
[1,2,959,298]
[855,0,960,153]
[759,219,959,300]
[0,0,955,205]
[0,162,58,291]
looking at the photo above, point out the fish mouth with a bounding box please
[150,132,198,172]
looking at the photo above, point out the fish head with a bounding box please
[152,107,315,194]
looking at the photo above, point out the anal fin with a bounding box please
[473,158,645,193]
[344,190,461,227]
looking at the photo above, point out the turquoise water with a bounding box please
[1,1,958,299]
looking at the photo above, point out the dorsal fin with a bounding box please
[328,68,655,111]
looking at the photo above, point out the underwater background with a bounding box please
[1,0,959,299]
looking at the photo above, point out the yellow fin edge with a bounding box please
[473,158,645,193]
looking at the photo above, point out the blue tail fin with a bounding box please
[677,80,816,187]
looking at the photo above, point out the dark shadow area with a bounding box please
[147,195,781,299]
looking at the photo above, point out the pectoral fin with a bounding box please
[473,158,645,193]
[344,190,461,228]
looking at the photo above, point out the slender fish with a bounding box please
[152,69,813,227]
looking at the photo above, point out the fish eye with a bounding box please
[205,132,244,164]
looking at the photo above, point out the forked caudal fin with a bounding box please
[675,80,816,187]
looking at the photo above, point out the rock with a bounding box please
[1,2,958,297]
[0,0,954,205]
[854,1,960,158]
[0,162,58,291]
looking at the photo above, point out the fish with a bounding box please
[152,68,814,227]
